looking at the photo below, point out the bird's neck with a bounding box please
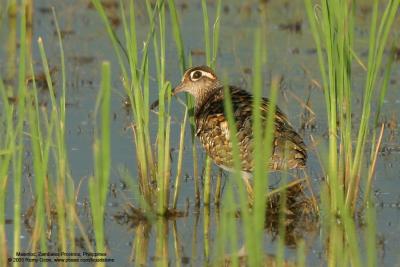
[194,82,223,111]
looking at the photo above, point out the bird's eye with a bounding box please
[190,70,202,81]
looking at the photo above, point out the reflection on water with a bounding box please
[111,182,318,265]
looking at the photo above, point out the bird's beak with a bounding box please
[150,81,185,111]
[171,81,186,96]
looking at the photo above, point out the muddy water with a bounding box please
[1,0,399,266]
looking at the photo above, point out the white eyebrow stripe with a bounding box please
[200,70,215,79]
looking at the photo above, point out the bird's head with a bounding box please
[173,66,220,100]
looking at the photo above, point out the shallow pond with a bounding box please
[1,0,400,266]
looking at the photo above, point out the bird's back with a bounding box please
[195,86,307,172]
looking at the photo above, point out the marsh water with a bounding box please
[1,0,400,266]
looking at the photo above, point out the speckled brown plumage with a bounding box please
[173,65,307,175]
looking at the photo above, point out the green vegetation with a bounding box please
[0,0,398,266]
[1,1,80,264]
[305,0,399,266]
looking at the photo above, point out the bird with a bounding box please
[171,65,307,195]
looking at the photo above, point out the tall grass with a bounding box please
[166,0,200,207]
[305,0,399,266]
[29,6,77,256]
[1,0,46,260]
[51,7,78,255]
[305,0,399,212]
[172,109,188,209]
[217,27,281,265]
[165,0,199,207]
[167,0,222,208]
[0,0,396,266]
[91,0,223,214]
[13,0,27,260]
[0,1,81,260]
[89,61,111,261]
[201,0,222,207]
[5,0,17,86]
[29,38,53,254]
[90,1,302,265]
[0,77,13,265]
[91,0,174,215]
[0,2,41,264]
